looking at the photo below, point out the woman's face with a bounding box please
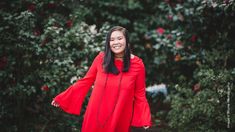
[109,30,126,56]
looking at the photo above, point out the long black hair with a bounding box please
[103,26,131,75]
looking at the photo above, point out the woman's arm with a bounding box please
[51,52,102,115]
[131,59,151,127]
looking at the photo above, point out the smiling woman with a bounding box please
[103,26,131,75]
[51,26,151,132]
[110,30,126,58]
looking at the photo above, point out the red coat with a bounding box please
[54,52,151,132]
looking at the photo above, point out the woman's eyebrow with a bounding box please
[110,36,123,39]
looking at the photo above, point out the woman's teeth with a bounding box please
[113,46,121,49]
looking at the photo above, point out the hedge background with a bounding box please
[0,0,234,131]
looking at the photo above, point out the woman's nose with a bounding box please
[113,39,119,44]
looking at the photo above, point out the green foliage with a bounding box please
[167,68,233,131]
[145,0,235,131]
[0,0,109,131]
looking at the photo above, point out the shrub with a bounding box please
[0,1,109,131]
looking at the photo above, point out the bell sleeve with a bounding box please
[53,52,102,115]
[131,60,152,127]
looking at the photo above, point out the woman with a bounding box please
[51,26,151,132]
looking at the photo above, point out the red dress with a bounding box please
[54,52,151,132]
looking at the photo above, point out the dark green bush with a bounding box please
[145,0,235,131]
[0,0,108,131]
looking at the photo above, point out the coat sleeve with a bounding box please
[53,52,102,115]
[131,60,152,127]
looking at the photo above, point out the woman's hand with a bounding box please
[143,126,150,129]
[51,100,60,107]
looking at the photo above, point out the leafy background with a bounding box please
[0,0,234,131]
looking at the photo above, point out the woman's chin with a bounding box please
[111,49,124,54]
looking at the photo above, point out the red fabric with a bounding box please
[54,52,152,132]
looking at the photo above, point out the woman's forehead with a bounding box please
[110,31,124,37]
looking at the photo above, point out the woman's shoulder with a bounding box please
[95,51,104,59]
[96,52,144,66]
[131,54,142,62]
[99,51,104,55]
[91,51,104,63]
[131,54,145,67]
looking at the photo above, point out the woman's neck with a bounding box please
[114,53,124,58]
[115,56,123,58]
[114,55,124,61]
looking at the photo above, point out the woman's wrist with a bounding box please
[143,126,150,129]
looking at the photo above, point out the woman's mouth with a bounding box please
[113,45,122,50]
